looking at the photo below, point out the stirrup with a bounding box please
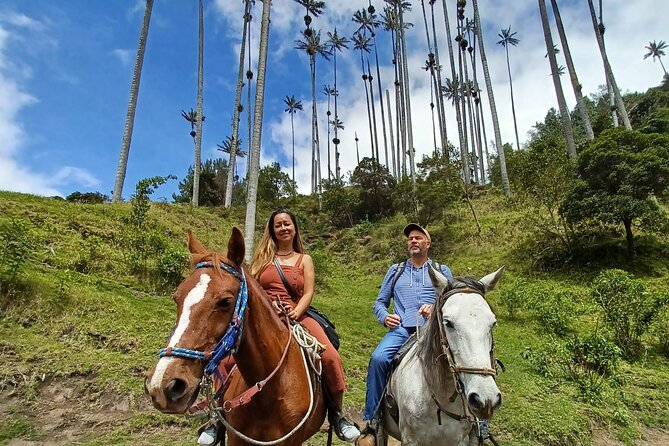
[330,412,361,443]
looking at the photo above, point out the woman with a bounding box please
[250,209,360,443]
[197,210,360,446]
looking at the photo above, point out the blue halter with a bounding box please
[159,261,249,377]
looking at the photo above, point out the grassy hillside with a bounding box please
[0,190,668,445]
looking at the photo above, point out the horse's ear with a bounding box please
[187,229,207,254]
[428,265,450,296]
[480,266,504,293]
[227,227,245,267]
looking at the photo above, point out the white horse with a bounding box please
[377,267,504,446]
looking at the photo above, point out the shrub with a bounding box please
[565,333,621,398]
[522,337,567,379]
[155,247,190,291]
[534,290,576,336]
[591,269,667,359]
[72,236,104,274]
[0,218,39,297]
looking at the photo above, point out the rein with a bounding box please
[432,285,498,424]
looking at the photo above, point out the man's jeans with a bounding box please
[363,325,413,421]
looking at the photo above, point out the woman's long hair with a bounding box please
[250,209,304,278]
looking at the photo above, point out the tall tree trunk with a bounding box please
[441,0,466,174]
[398,6,416,183]
[360,50,375,160]
[456,19,471,184]
[112,0,153,203]
[367,59,380,162]
[244,0,271,263]
[539,0,577,159]
[503,45,522,151]
[192,0,204,207]
[551,0,594,141]
[468,38,486,180]
[372,33,390,170]
[291,113,296,185]
[472,0,510,196]
[386,89,397,177]
[310,55,318,194]
[430,1,448,156]
[225,0,251,208]
[421,0,446,155]
[333,50,341,180]
[586,0,631,129]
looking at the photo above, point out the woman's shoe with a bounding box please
[197,425,219,446]
[335,415,361,443]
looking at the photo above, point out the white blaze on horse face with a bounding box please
[149,273,211,390]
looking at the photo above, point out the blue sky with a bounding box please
[1,0,667,201]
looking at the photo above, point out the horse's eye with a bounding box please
[215,297,233,310]
[444,319,454,329]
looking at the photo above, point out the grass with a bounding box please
[1,190,668,445]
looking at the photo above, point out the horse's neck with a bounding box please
[415,324,456,402]
[234,276,292,383]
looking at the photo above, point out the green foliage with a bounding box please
[534,289,576,336]
[129,176,176,229]
[350,157,396,221]
[561,128,669,255]
[72,235,104,274]
[256,162,297,207]
[65,191,109,204]
[321,179,361,228]
[173,158,230,206]
[393,152,460,227]
[522,338,566,379]
[591,269,667,358]
[565,333,621,398]
[0,218,39,298]
[156,247,190,291]
[651,307,669,356]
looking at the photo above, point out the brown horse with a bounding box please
[145,228,326,445]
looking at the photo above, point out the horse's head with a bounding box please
[427,266,504,420]
[145,228,246,414]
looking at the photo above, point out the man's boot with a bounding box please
[355,421,376,446]
[329,409,361,443]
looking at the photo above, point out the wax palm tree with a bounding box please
[428,0,448,156]
[538,0,576,159]
[244,0,271,262]
[181,108,205,142]
[283,95,303,188]
[330,116,345,179]
[352,32,376,160]
[295,29,332,194]
[295,0,325,29]
[191,0,205,207]
[420,0,446,155]
[327,29,348,181]
[472,0,509,196]
[323,85,336,180]
[439,0,465,169]
[355,5,390,169]
[551,0,594,140]
[381,5,403,177]
[587,0,631,129]
[225,0,252,208]
[397,1,416,183]
[497,26,522,151]
[113,0,153,203]
[217,136,246,184]
[644,40,668,76]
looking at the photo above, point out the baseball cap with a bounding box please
[403,223,431,242]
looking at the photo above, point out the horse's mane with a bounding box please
[417,276,487,389]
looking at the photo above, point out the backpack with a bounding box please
[390,259,441,296]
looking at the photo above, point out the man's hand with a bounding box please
[384,314,401,328]
[418,304,433,319]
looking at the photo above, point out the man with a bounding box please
[357,223,453,445]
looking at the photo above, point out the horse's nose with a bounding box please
[467,391,502,419]
[165,378,189,403]
[493,392,502,411]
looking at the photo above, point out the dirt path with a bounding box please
[1,381,666,446]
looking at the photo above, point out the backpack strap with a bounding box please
[390,261,406,297]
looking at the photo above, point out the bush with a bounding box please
[522,338,567,379]
[565,333,621,398]
[155,247,190,291]
[534,290,576,337]
[591,269,667,359]
[0,218,39,297]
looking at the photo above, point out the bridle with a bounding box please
[431,281,498,424]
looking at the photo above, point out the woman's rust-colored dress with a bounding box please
[258,254,346,396]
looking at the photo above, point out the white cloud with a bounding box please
[112,48,134,67]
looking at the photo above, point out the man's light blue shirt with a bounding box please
[373,259,453,328]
